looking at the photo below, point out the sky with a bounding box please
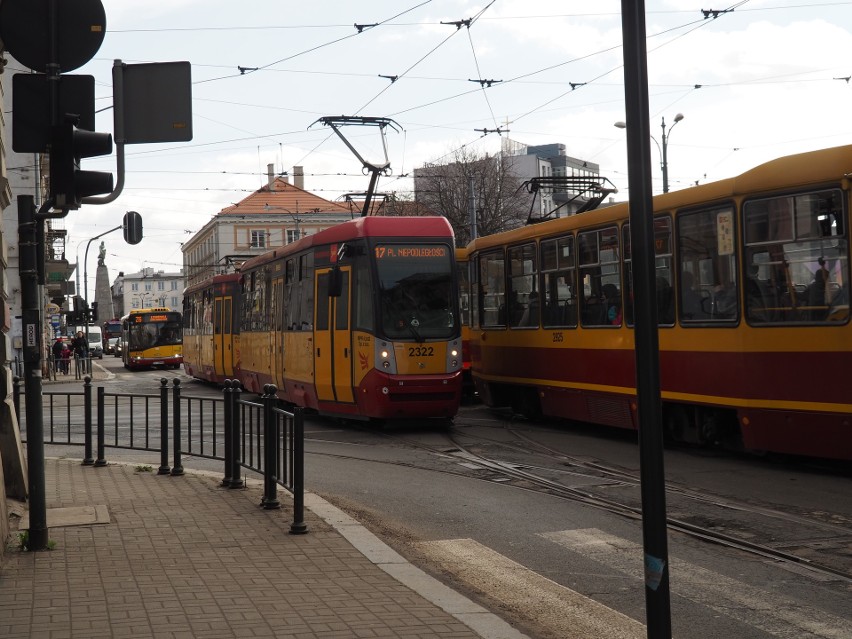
[10,0,852,299]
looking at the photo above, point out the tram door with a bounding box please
[213,295,234,378]
[314,267,354,404]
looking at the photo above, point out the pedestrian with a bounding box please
[51,337,64,373]
[60,343,71,374]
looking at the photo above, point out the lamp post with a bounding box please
[263,204,303,243]
[615,113,684,193]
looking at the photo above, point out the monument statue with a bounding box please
[98,241,106,266]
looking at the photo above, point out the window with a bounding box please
[171,281,178,290]
[743,190,847,324]
[251,230,267,249]
[157,281,165,291]
[508,243,538,328]
[541,234,577,328]
[478,250,506,327]
[677,206,738,323]
[579,227,621,326]
[623,218,675,326]
[287,229,301,244]
[171,297,178,307]
[131,282,138,292]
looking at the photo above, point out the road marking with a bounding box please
[418,538,646,639]
[542,528,852,639]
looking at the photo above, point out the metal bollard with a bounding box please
[158,378,170,475]
[83,376,94,465]
[261,384,280,510]
[95,386,107,466]
[12,376,21,427]
[222,380,233,486]
[228,381,244,488]
[171,378,184,476]
[290,406,307,534]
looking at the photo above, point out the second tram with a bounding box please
[466,144,851,460]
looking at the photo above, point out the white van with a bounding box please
[68,325,104,359]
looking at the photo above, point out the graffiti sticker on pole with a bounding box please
[26,323,37,347]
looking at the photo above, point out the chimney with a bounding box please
[267,163,275,190]
[293,166,304,190]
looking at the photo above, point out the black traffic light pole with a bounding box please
[18,195,49,551]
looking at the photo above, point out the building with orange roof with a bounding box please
[181,167,356,286]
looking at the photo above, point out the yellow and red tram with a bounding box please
[182,273,240,384]
[466,145,851,460]
[455,247,474,392]
[187,216,464,422]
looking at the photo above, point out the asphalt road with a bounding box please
[38,356,852,639]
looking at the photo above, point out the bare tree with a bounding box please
[413,146,528,246]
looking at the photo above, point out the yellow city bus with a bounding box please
[121,308,183,370]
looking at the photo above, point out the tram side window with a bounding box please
[678,206,738,323]
[541,235,577,328]
[352,257,374,332]
[284,258,300,330]
[622,218,675,326]
[252,268,268,331]
[470,255,481,329]
[743,189,848,324]
[297,253,314,330]
[579,227,621,327]
[479,250,506,327]
[508,243,538,328]
[241,274,256,332]
[458,258,471,328]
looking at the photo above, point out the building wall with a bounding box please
[114,268,185,317]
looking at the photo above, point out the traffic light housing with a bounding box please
[123,210,143,244]
[49,121,114,210]
[91,302,99,322]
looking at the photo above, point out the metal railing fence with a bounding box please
[14,376,306,533]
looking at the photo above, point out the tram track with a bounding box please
[327,421,852,585]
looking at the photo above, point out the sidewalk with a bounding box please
[1,458,528,639]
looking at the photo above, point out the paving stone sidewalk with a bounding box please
[1,458,523,638]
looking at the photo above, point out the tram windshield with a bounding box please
[375,243,457,340]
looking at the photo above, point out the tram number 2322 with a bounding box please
[409,345,435,357]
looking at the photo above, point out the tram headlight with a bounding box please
[451,348,459,358]
[375,341,398,374]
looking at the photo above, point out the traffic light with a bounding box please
[49,121,114,211]
[123,210,143,244]
[91,302,99,322]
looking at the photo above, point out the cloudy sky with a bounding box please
[10,0,852,298]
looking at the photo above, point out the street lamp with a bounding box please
[263,203,303,243]
[614,113,684,193]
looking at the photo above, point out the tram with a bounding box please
[466,144,851,460]
[182,273,240,383]
[187,216,463,422]
[121,308,183,370]
[455,247,474,392]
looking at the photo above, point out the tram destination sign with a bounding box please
[374,245,448,259]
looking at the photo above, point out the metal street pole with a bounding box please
[18,194,49,551]
[660,114,683,194]
[620,2,673,637]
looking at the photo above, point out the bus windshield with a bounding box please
[128,315,183,350]
[375,243,457,340]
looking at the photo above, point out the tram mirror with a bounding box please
[328,266,342,297]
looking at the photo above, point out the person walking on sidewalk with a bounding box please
[51,337,64,375]
[71,330,89,376]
